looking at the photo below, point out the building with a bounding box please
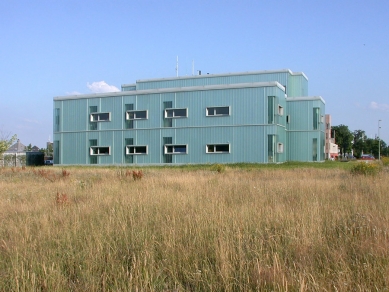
[2,139,27,167]
[53,69,326,165]
[324,114,339,160]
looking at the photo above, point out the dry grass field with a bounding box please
[0,163,388,291]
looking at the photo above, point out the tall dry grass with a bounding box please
[0,165,388,291]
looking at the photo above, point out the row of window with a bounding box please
[89,105,288,123]
[90,106,233,122]
[89,142,285,156]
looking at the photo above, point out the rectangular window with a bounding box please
[90,112,111,122]
[165,108,187,118]
[268,96,275,124]
[278,105,284,116]
[206,106,230,116]
[53,140,60,164]
[126,110,148,120]
[268,135,275,162]
[206,144,230,153]
[54,108,60,132]
[126,145,148,155]
[164,144,187,154]
[286,115,290,124]
[313,108,319,130]
[312,138,318,161]
[277,142,284,153]
[90,146,110,155]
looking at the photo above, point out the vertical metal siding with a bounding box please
[62,99,88,132]
[287,75,309,97]
[137,72,290,90]
[286,98,325,162]
[55,73,323,165]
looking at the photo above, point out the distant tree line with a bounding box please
[332,124,388,158]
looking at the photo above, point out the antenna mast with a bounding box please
[176,56,179,77]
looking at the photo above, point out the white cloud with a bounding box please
[87,81,120,93]
[368,102,389,112]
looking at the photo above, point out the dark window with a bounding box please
[165,108,187,118]
[126,110,148,120]
[268,96,275,124]
[90,146,110,155]
[206,106,230,116]
[206,144,230,153]
[313,108,320,130]
[90,112,110,122]
[164,144,187,154]
[126,146,148,155]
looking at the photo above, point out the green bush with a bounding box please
[210,163,225,173]
[350,162,381,176]
[381,157,389,166]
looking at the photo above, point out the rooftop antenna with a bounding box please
[176,56,179,77]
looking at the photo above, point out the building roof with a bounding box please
[121,69,308,87]
[5,140,26,153]
[141,69,307,83]
[31,146,40,152]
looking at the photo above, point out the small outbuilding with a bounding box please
[26,151,45,166]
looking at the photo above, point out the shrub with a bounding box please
[133,170,143,180]
[350,162,381,176]
[211,163,225,173]
[381,157,389,167]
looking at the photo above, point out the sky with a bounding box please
[1,0,388,148]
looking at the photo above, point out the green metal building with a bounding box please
[53,69,325,165]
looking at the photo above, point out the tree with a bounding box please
[332,125,353,156]
[353,130,367,158]
[379,140,388,157]
[25,143,33,151]
[0,132,17,156]
[364,138,378,157]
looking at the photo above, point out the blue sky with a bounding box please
[1,0,388,148]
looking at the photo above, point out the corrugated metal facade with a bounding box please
[135,70,306,97]
[53,69,325,165]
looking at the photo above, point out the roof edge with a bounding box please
[54,81,285,101]
[286,96,325,104]
[132,69,306,84]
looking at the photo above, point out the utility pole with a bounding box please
[378,119,381,160]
